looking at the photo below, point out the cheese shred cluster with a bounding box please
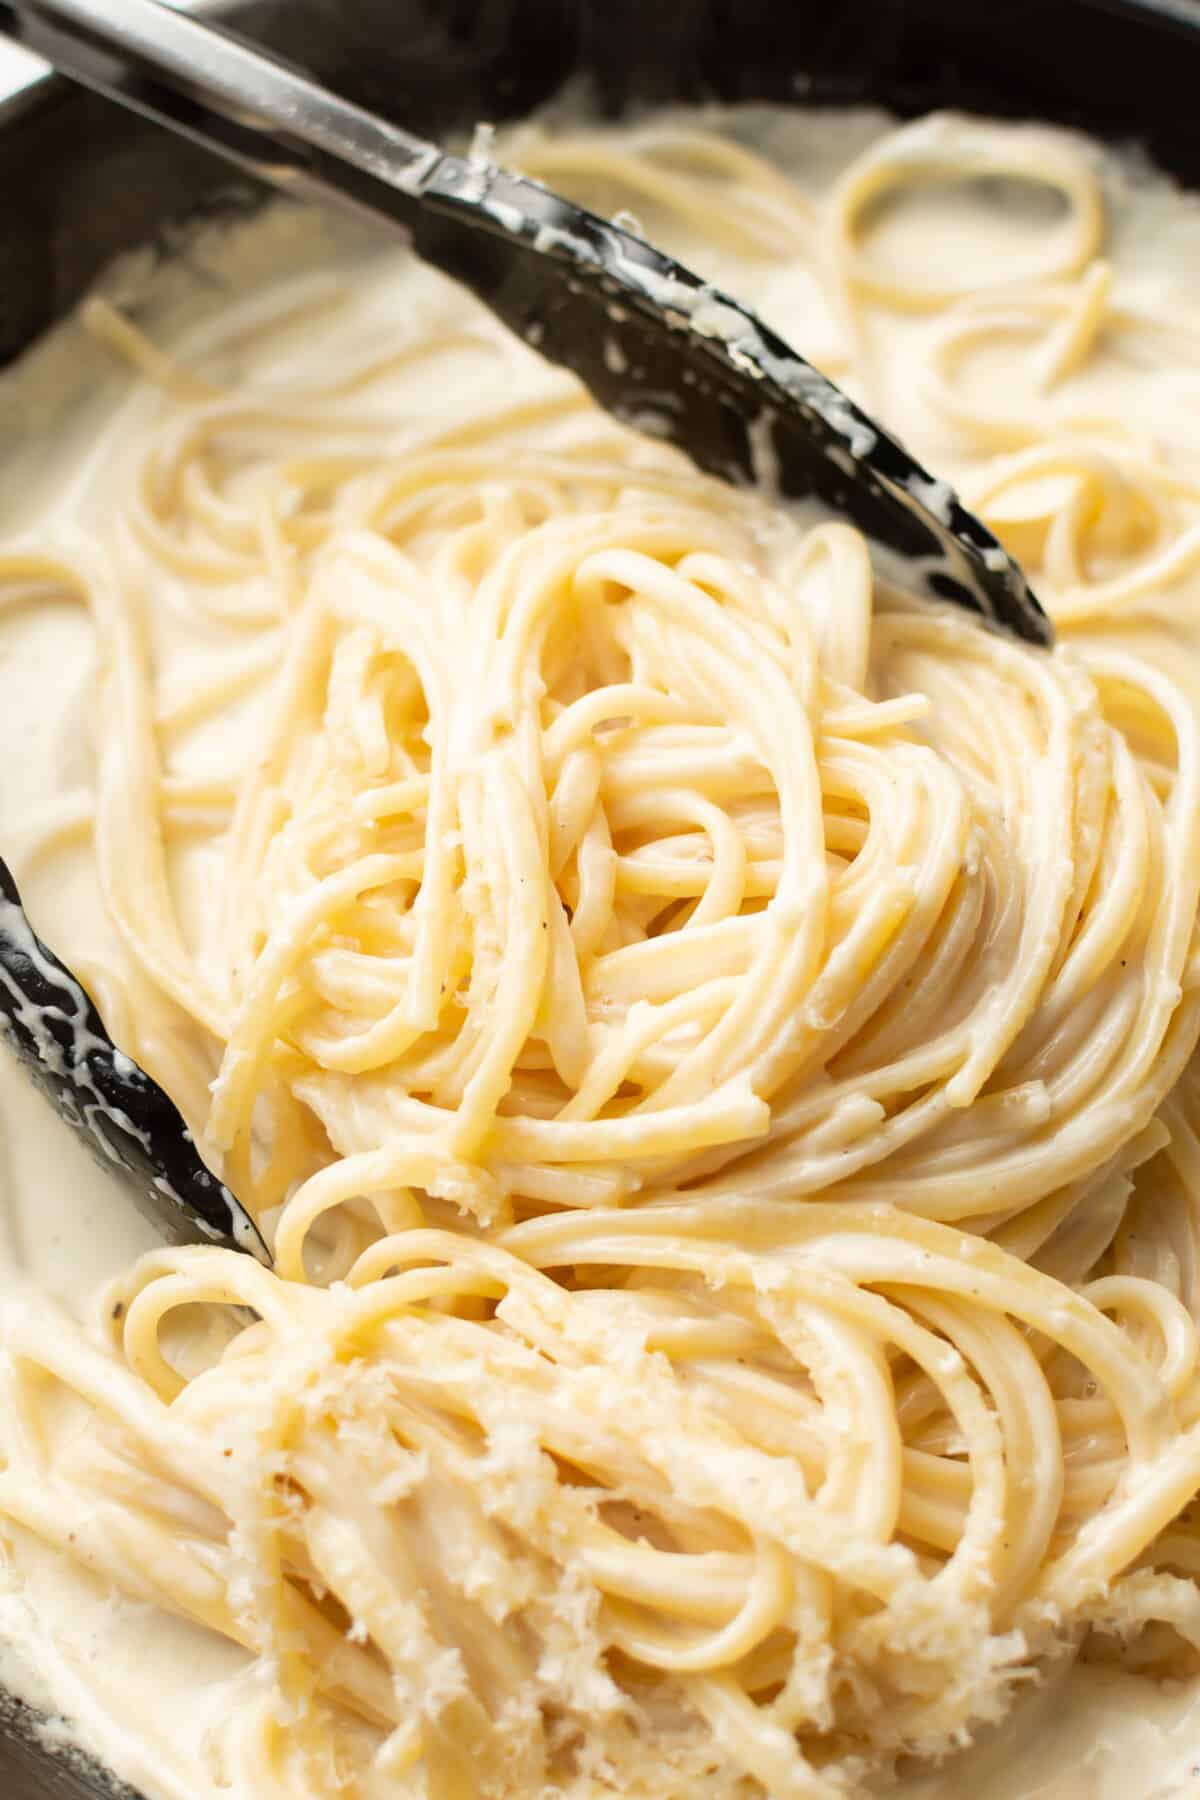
[4,111,1200,1798]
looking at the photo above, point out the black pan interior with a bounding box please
[0,0,1198,1794]
[4,0,1200,367]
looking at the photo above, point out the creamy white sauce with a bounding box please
[0,106,1198,1798]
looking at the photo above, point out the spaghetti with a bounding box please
[1,108,1200,1797]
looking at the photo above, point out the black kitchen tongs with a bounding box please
[0,0,1052,1255]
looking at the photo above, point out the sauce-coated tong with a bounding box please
[0,0,1052,648]
[0,857,266,1259]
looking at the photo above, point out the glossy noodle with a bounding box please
[1,109,1200,1798]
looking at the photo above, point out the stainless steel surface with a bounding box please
[2,0,442,199]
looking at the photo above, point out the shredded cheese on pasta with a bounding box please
[3,109,1200,1798]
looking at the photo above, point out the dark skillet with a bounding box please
[0,1,1198,1794]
